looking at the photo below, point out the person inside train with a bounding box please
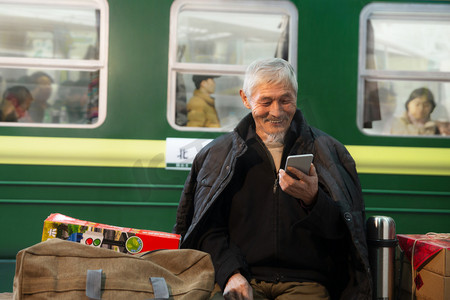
[186,75,221,128]
[175,73,188,126]
[25,71,54,123]
[0,85,33,122]
[56,79,90,124]
[174,58,371,300]
[436,121,450,136]
[390,87,439,135]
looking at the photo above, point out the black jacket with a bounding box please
[174,110,372,299]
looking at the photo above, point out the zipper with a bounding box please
[255,137,283,263]
[273,176,279,194]
[256,137,280,195]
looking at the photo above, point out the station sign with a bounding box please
[165,138,213,170]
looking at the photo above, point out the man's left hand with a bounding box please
[278,163,318,206]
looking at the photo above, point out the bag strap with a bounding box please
[85,270,169,300]
[86,269,103,300]
[150,277,170,299]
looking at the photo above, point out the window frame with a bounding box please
[167,0,298,132]
[0,0,109,128]
[357,2,450,137]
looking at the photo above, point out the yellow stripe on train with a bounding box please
[0,136,449,176]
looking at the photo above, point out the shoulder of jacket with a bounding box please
[187,96,205,106]
[195,133,232,158]
[310,127,344,148]
[307,127,355,166]
[196,132,245,161]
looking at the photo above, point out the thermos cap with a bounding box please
[366,216,396,240]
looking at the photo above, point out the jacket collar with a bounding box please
[193,89,215,107]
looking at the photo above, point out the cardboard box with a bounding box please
[425,246,450,277]
[400,263,450,300]
[42,213,180,254]
[397,234,450,276]
[397,234,450,300]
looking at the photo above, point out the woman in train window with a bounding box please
[390,87,439,136]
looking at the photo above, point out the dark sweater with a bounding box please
[197,124,348,296]
[175,110,372,299]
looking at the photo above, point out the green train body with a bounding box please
[0,0,449,293]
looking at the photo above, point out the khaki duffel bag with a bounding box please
[13,239,215,299]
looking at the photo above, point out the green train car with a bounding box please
[0,0,449,293]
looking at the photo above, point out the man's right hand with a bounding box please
[223,272,253,300]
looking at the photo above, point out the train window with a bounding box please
[358,3,450,137]
[175,73,248,130]
[0,0,108,128]
[168,0,298,131]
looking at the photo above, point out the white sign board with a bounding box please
[165,138,213,170]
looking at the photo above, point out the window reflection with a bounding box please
[169,0,297,131]
[359,3,450,137]
[0,85,32,122]
[0,1,105,127]
[364,80,450,136]
[56,79,90,124]
[0,69,99,125]
[367,14,450,72]
[177,11,289,64]
[0,3,99,60]
[176,73,248,130]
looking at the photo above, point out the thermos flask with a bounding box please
[366,216,398,300]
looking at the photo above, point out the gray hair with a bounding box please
[242,58,298,100]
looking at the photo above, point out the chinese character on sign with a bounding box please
[166,138,213,170]
[177,148,188,160]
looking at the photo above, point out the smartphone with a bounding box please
[285,154,314,174]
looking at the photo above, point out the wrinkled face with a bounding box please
[240,83,297,141]
[407,95,433,123]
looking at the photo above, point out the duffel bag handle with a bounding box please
[149,277,170,299]
[86,269,103,300]
[86,269,169,300]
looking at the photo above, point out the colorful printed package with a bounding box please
[42,213,180,254]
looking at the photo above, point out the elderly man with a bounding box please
[174,58,371,300]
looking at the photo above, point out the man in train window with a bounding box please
[26,71,54,123]
[0,85,33,122]
[174,58,371,300]
[186,75,221,128]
